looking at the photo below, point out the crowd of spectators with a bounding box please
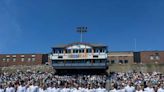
[108,71,164,92]
[0,70,164,92]
[0,70,107,92]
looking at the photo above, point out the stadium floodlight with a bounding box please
[76,27,87,42]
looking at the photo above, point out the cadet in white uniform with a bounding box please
[157,83,164,92]
[124,82,135,92]
[5,82,15,92]
[144,83,155,92]
[0,85,4,92]
[17,81,26,92]
[27,82,39,92]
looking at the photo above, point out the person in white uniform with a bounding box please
[143,83,155,92]
[27,81,39,92]
[0,85,4,92]
[157,83,164,92]
[46,83,52,92]
[17,81,26,92]
[135,85,143,92]
[5,82,15,92]
[109,83,117,92]
[124,82,135,92]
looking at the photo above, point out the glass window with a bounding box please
[79,49,84,53]
[21,58,25,62]
[86,49,92,53]
[21,55,25,57]
[95,60,100,63]
[13,58,16,62]
[86,60,91,63]
[32,58,35,62]
[125,60,128,63]
[119,60,123,64]
[76,49,78,53]
[28,58,31,62]
[66,49,71,53]
[59,50,63,53]
[150,56,154,60]
[6,55,10,57]
[155,55,160,60]
[12,55,16,57]
[73,49,76,53]
[54,50,58,53]
[66,60,72,63]
[111,60,115,64]
[73,49,78,53]
[3,58,6,62]
[32,55,36,57]
[94,49,99,53]
[6,58,10,62]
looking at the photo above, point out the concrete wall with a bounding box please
[107,64,164,73]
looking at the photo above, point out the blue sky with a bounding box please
[0,0,164,53]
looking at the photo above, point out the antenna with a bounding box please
[134,38,137,51]
[76,27,87,42]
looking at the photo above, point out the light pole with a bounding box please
[76,27,87,42]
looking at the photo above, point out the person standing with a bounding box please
[17,81,26,92]
[0,85,4,92]
[5,82,15,92]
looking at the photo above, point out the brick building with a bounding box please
[140,51,164,64]
[108,51,134,64]
[0,54,48,67]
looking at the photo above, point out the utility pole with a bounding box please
[76,27,87,42]
[134,38,137,51]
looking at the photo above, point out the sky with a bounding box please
[0,0,164,53]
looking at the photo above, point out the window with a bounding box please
[13,58,16,62]
[32,58,35,61]
[73,49,78,53]
[111,60,115,64]
[66,49,71,53]
[76,49,78,53]
[6,58,10,62]
[12,55,16,57]
[119,60,123,64]
[66,60,72,63]
[32,55,36,57]
[54,50,58,53]
[28,58,31,62]
[59,50,63,53]
[95,60,100,63]
[2,58,6,62]
[124,60,128,63]
[21,58,25,62]
[21,55,25,57]
[86,60,91,63]
[79,49,84,53]
[73,49,76,53]
[155,55,160,60]
[150,55,154,60]
[6,55,10,57]
[103,49,106,53]
[86,49,92,53]
[94,49,99,53]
